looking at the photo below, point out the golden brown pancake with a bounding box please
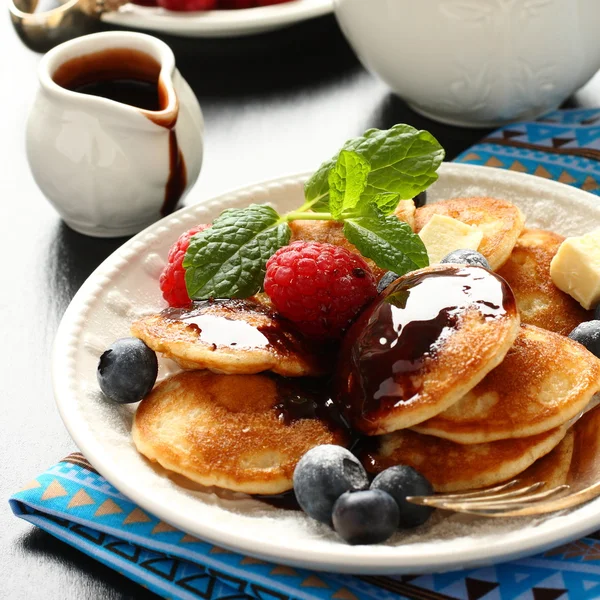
[289,199,415,281]
[497,229,592,335]
[336,265,520,435]
[361,426,567,492]
[567,404,600,489]
[517,429,574,489]
[132,298,329,377]
[132,371,349,495]
[415,197,525,270]
[414,324,600,443]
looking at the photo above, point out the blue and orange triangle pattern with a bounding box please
[9,453,600,600]
[456,108,600,196]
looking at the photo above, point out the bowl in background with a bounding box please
[333,0,600,128]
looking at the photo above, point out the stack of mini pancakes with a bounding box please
[130,196,600,498]
[357,197,600,492]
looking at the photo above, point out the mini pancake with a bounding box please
[517,429,574,490]
[361,426,567,492]
[415,197,525,270]
[132,370,349,495]
[413,324,600,443]
[336,265,520,435]
[289,199,415,281]
[132,298,329,377]
[497,229,592,335]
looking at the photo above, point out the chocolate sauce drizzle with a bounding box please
[273,376,349,433]
[258,376,350,512]
[162,298,332,367]
[336,266,516,425]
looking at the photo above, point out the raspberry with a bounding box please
[219,0,256,7]
[157,0,216,11]
[264,242,377,338]
[159,225,209,307]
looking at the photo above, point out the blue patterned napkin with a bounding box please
[10,453,600,600]
[11,108,600,600]
[455,108,600,194]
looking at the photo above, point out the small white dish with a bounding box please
[53,164,600,574]
[102,0,333,38]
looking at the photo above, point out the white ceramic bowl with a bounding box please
[333,0,600,128]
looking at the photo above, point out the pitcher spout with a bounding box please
[141,47,179,130]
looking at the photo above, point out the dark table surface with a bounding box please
[3,9,600,599]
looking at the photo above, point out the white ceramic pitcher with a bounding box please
[27,32,204,237]
[334,0,600,127]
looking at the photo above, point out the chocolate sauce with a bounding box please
[67,78,161,110]
[336,266,516,425]
[162,130,187,216]
[163,299,333,368]
[273,377,349,433]
[52,48,186,217]
[164,301,271,349]
[256,376,351,512]
[52,48,162,108]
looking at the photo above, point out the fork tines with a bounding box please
[406,480,571,516]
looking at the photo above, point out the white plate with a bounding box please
[53,163,600,574]
[101,0,333,38]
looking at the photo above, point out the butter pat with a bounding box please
[418,214,484,264]
[550,230,600,309]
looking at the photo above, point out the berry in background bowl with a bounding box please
[154,0,295,10]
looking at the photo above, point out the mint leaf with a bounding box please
[328,150,370,219]
[183,204,290,300]
[304,124,444,211]
[385,290,409,309]
[370,192,401,216]
[343,214,429,276]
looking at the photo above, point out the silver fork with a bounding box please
[406,403,600,517]
[406,479,578,517]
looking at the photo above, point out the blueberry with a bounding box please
[97,337,158,404]
[293,445,369,525]
[371,465,434,528]
[413,191,427,208]
[568,321,600,358]
[440,249,490,270]
[332,489,399,545]
[377,271,400,294]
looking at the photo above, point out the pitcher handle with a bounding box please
[9,0,128,53]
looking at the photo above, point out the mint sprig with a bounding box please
[304,124,445,211]
[184,125,443,301]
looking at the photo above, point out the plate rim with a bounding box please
[52,163,600,574]
[101,0,333,36]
